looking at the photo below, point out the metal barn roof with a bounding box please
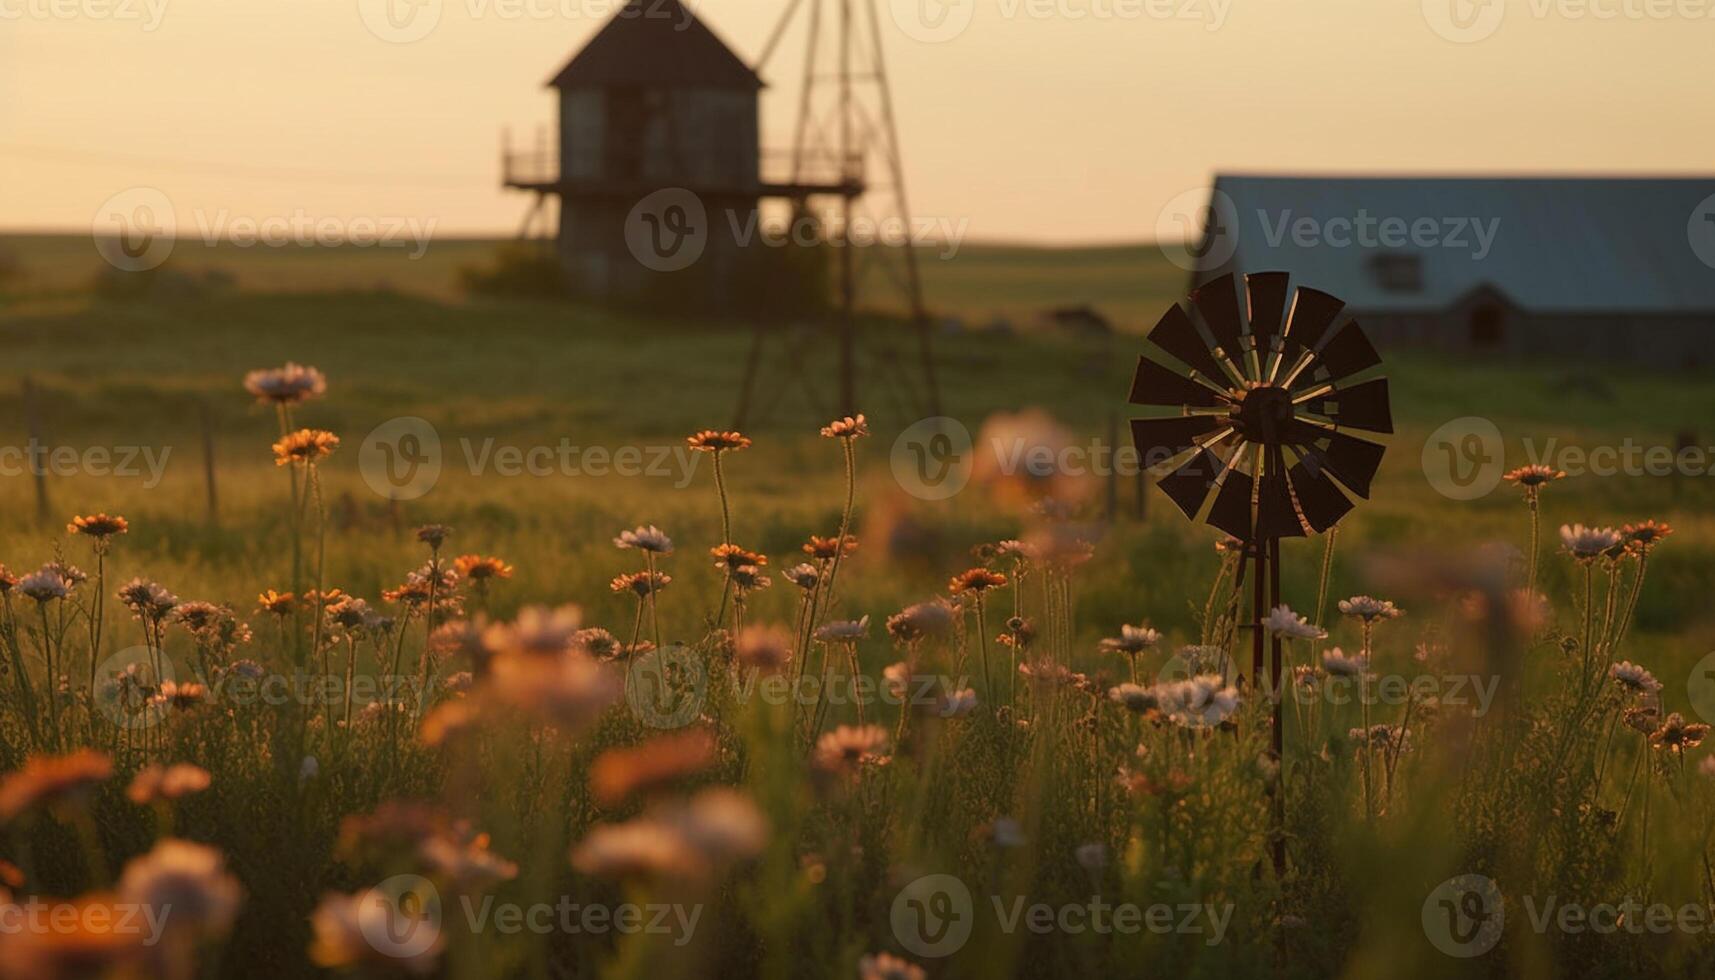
[549,0,763,91]
[1199,175,1715,314]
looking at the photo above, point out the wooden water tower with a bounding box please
[503,0,937,418]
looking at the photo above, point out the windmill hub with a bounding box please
[1231,384,1295,445]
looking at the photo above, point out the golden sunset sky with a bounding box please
[2,0,1710,243]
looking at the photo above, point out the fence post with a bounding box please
[22,378,51,524]
[200,401,219,527]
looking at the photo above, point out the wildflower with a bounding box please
[487,605,584,657]
[996,617,1035,649]
[886,600,955,643]
[413,524,453,550]
[299,756,320,781]
[117,578,178,622]
[118,839,242,940]
[614,525,674,554]
[686,429,752,453]
[68,513,129,539]
[488,649,618,733]
[590,729,718,806]
[419,700,480,747]
[453,554,513,582]
[1609,661,1662,694]
[571,821,703,880]
[859,952,925,980]
[948,567,1008,596]
[1321,648,1369,678]
[730,564,771,592]
[784,563,820,590]
[1560,524,1622,562]
[1098,624,1162,656]
[573,627,620,660]
[1649,713,1710,752]
[1074,842,1109,871]
[1157,675,1242,728]
[1263,605,1326,640]
[152,681,209,710]
[41,560,87,588]
[820,414,869,440]
[243,362,326,404]
[611,570,671,598]
[1108,683,1159,715]
[126,764,212,804]
[257,589,296,615]
[813,616,870,644]
[310,890,443,974]
[1701,756,1715,779]
[1623,705,1660,734]
[940,687,978,717]
[16,569,71,603]
[711,543,768,571]
[272,428,340,466]
[649,791,767,872]
[736,625,793,673]
[881,661,912,700]
[0,565,16,595]
[0,750,113,824]
[1349,724,1410,753]
[1623,519,1673,551]
[1503,464,1565,498]
[1338,596,1403,623]
[804,534,859,560]
[0,894,146,977]
[982,817,1027,848]
[812,724,890,776]
[419,831,519,891]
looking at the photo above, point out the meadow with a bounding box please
[0,236,1713,979]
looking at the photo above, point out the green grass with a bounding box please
[1,239,1713,980]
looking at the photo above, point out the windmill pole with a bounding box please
[836,0,857,416]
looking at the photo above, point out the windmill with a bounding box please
[733,0,941,425]
[1127,271,1391,860]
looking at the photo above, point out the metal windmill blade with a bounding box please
[1126,271,1391,873]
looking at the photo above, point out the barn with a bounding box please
[1189,176,1715,368]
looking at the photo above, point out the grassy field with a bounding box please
[1,236,1713,979]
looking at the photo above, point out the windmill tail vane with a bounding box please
[1126,271,1393,863]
